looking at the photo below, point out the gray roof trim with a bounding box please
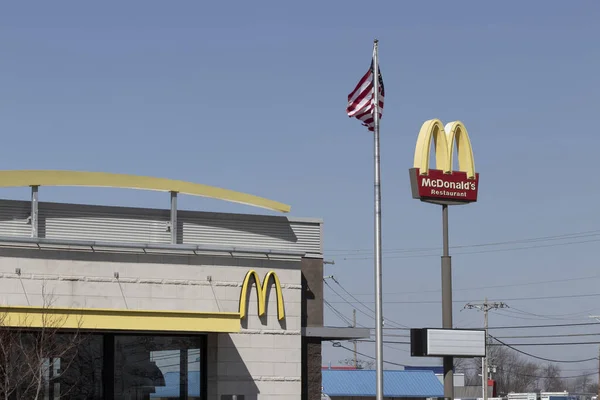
[285,216,323,224]
[0,198,323,225]
[302,326,371,340]
[303,253,324,259]
[0,235,307,258]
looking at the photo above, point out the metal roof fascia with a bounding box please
[0,236,307,258]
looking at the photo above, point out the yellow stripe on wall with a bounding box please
[0,306,241,333]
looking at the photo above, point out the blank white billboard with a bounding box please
[426,329,486,357]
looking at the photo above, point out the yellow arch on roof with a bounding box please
[0,170,291,213]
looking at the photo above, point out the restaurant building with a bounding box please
[0,170,368,400]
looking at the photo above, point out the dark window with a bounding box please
[114,335,204,400]
[53,333,104,399]
[0,331,206,400]
[0,332,103,400]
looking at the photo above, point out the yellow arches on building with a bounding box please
[0,170,291,213]
[238,269,285,321]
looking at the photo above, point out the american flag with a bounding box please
[346,59,385,132]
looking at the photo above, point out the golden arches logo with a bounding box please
[238,270,285,321]
[413,119,476,179]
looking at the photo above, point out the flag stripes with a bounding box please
[346,60,385,132]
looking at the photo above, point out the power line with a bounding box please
[490,336,599,363]
[327,292,600,305]
[504,369,598,380]
[324,277,409,329]
[349,273,600,297]
[486,308,595,323]
[330,343,409,368]
[324,299,355,326]
[332,343,599,379]
[491,310,547,321]
[488,321,600,330]
[457,362,596,378]
[459,366,598,380]
[508,306,597,319]
[494,307,598,322]
[380,320,600,331]
[490,341,600,347]
[378,333,410,338]
[326,229,600,255]
[329,276,409,329]
[324,280,376,325]
[495,332,600,339]
[356,339,409,345]
[337,236,600,260]
[357,338,600,348]
[382,342,409,354]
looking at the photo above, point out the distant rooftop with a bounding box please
[321,369,444,398]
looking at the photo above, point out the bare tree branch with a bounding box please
[0,281,86,399]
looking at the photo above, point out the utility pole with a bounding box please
[464,298,508,400]
[588,316,600,399]
[353,309,358,369]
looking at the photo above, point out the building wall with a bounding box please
[301,257,324,400]
[0,248,302,399]
[209,261,303,400]
[435,372,465,387]
[0,199,324,400]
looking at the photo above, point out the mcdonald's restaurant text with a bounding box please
[421,178,476,191]
[411,168,479,204]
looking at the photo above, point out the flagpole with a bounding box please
[372,38,385,400]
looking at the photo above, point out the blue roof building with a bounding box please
[322,369,444,398]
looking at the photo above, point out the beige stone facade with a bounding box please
[0,199,323,400]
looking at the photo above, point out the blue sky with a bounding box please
[2,1,600,376]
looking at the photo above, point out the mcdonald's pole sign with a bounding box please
[409,119,479,205]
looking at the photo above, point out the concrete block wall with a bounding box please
[207,263,302,400]
[0,248,303,400]
[0,249,300,318]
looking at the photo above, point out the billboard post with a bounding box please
[409,119,479,400]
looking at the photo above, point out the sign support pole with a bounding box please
[372,38,385,400]
[441,204,454,399]
[409,119,479,400]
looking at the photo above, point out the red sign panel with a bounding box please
[410,168,479,204]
